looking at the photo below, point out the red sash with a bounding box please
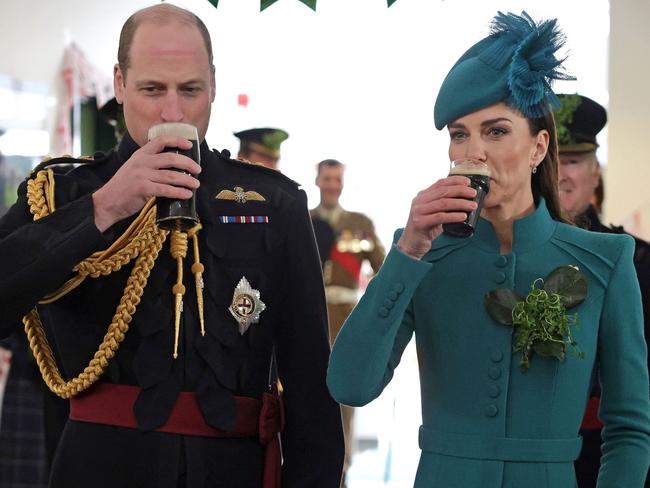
[69,383,284,487]
[330,247,362,283]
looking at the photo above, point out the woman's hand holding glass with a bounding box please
[396,176,478,260]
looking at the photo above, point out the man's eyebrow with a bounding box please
[135,80,164,87]
[179,79,207,86]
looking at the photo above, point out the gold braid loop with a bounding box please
[167,224,206,357]
[22,168,168,398]
[26,168,56,219]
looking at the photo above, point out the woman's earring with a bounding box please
[532,166,537,174]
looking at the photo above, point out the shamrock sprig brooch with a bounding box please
[485,265,588,371]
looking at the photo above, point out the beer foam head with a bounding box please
[449,159,491,177]
[148,122,198,141]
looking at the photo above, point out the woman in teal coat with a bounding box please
[327,11,650,488]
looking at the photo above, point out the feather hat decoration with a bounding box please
[434,11,575,129]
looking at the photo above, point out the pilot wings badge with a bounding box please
[229,277,266,335]
[216,186,266,204]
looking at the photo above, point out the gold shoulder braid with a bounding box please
[23,168,206,398]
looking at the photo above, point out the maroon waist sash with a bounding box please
[69,383,284,488]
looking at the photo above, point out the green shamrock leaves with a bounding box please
[485,265,588,371]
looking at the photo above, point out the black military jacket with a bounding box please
[0,134,343,488]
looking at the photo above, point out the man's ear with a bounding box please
[114,64,125,104]
[210,67,216,103]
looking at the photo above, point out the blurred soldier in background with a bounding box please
[234,127,288,170]
[555,93,650,487]
[310,158,385,487]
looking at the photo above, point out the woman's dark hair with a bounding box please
[528,111,572,224]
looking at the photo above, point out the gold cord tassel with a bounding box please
[24,168,168,398]
[187,224,205,336]
[169,231,188,359]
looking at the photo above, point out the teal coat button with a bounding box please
[490,350,504,363]
[488,385,501,398]
[488,367,502,380]
[484,404,499,417]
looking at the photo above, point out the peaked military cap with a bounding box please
[434,11,573,130]
[554,94,607,153]
[234,127,289,160]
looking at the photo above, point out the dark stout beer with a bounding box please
[147,122,200,231]
[442,159,490,238]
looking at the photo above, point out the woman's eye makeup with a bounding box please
[487,126,509,136]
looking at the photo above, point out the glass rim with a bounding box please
[147,122,199,141]
[449,158,491,176]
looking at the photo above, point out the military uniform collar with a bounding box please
[314,204,344,226]
[472,198,558,254]
[116,132,140,164]
[576,205,607,232]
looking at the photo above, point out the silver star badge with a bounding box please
[229,277,266,335]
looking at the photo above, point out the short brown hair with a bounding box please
[117,3,214,78]
[316,159,344,176]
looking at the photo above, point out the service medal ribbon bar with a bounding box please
[219,216,269,224]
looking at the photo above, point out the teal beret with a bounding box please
[434,11,574,130]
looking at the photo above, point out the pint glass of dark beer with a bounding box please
[147,122,200,231]
[442,158,491,238]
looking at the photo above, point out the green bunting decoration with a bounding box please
[203,0,402,11]
[260,0,280,10]
[300,0,317,10]
[261,0,316,10]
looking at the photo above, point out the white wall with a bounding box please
[607,0,650,238]
[0,0,612,247]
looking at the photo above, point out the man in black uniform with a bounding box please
[555,93,650,487]
[0,4,343,487]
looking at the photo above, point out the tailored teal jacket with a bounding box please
[328,200,650,488]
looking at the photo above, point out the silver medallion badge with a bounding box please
[229,277,266,335]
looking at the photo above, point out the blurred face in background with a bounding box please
[316,165,344,209]
[240,150,279,170]
[558,151,600,218]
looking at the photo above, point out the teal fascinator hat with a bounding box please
[434,11,574,130]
